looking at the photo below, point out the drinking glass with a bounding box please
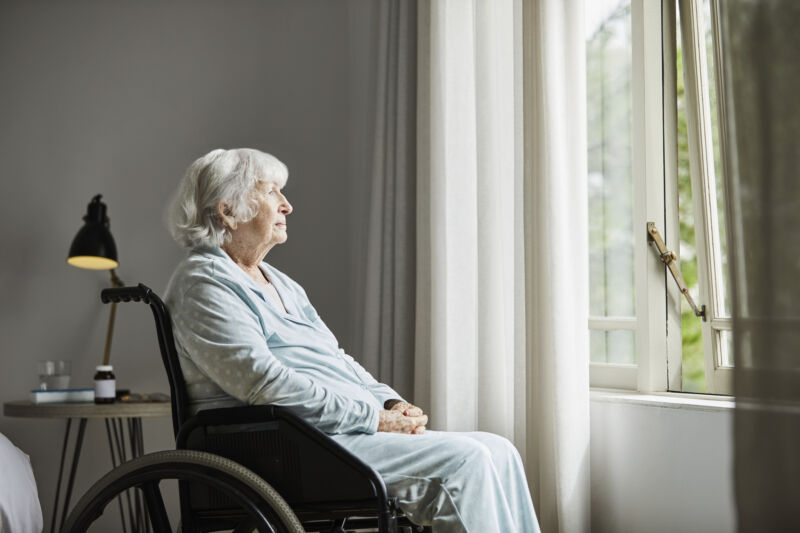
[38,360,71,390]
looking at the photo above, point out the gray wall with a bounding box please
[0,1,377,528]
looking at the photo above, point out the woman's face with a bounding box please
[230,180,293,253]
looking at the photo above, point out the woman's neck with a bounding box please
[221,243,272,285]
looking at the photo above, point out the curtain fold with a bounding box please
[719,1,800,530]
[416,1,590,531]
[356,0,417,401]
[522,1,590,531]
[416,0,519,438]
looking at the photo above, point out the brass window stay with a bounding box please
[646,222,706,321]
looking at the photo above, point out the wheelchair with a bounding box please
[62,284,430,533]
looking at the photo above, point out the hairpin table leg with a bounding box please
[50,419,72,533]
[60,418,87,532]
[103,416,149,532]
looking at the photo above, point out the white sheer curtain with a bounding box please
[522,1,590,531]
[416,1,590,531]
[415,0,519,438]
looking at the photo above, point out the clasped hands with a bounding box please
[378,400,428,435]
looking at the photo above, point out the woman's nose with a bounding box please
[281,197,293,214]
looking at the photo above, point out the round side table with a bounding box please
[4,400,171,533]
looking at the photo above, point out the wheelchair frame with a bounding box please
[89,283,429,533]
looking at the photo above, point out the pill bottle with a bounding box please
[94,365,116,404]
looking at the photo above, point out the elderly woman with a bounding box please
[165,148,539,533]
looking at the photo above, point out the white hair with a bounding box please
[168,148,289,248]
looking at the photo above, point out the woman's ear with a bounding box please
[217,202,237,230]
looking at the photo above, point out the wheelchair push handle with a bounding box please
[101,283,153,304]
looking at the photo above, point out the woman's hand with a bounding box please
[378,410,428,435]
[389,401,425,417]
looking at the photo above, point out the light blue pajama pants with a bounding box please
[332,430,540,533]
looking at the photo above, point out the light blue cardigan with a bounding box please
[164,246,403,434]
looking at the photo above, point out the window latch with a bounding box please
[647,222,706,321]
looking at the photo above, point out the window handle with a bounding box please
[647,222,707,321]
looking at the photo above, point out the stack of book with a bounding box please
[30,388,94,404]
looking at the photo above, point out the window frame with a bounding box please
[588,0,733,395]
[677,0,732,394]
[589,0,669,392]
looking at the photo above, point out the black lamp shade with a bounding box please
[67,195,119,270]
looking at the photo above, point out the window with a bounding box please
[586,0,732,395]
[675,0,732,394]
[586,0,636,374]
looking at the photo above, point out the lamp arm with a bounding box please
[102,269,123,366]
[110,269,124,288]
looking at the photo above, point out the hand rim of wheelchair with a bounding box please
[61,449,305,533]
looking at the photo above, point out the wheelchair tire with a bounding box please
[62,449,305,533]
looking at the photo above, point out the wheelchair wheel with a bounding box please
[62,449,304,533]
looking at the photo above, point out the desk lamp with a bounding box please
[67,194,124,366]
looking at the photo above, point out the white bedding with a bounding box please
[0,432,42,533]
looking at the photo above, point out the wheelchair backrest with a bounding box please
[101,283,191,437]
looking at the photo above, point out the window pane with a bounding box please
[591,330,636,365]
[717,329,732,367]
[702,0,730,317]
[681,301,706,392]
[676,13,705,393]
[586,0,635,321]
[677,0,732,392]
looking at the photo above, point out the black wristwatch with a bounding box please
[384,399,404,410]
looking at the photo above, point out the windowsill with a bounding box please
[591,388,735,412]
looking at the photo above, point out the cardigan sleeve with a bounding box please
[338,351,406,407]
[287,279,406,407]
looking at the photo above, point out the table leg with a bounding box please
[50,419,72,533]
[105,419,129,533]
[60,418,87,531]
[105,417,150,533]
[129,418,149,533]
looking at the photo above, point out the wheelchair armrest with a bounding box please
[192,404,279,428]
[175,404,391,511]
